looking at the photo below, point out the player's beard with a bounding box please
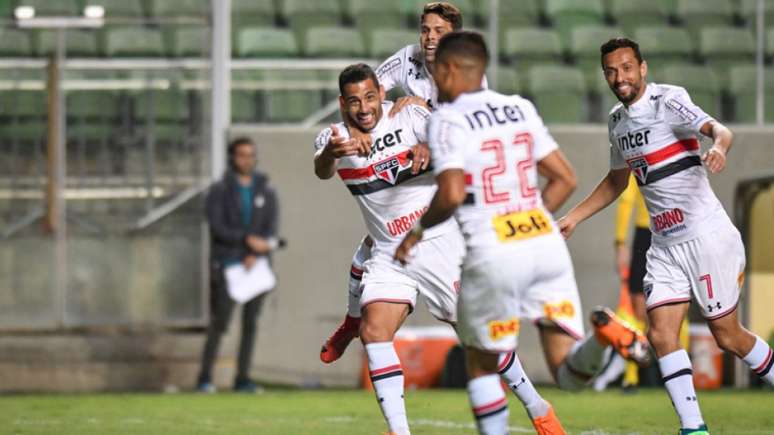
[612,80,642,105]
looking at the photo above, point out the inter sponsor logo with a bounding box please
[386,206,427,236]
[653,208,685,232]
[488,317,520,341]
[616,129,651,151]
[368,128,404,159]
[464,103,526,131]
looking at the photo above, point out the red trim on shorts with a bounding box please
[361,298,413,308]
[703,300,739,321]
[755,348,773,373]
[646,297,692,311]
[369,364,402,376]
[531,318,584,341]
[642,138,699,166]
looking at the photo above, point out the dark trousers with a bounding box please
[198,262,267,385]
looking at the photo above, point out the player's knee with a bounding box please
[646,326,679,354]
[359,321,393,344]
[711,325,749,357]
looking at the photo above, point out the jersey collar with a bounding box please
[624,82,653,117]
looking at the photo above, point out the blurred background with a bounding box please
[0,0,772,393]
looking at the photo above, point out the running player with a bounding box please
[558,37,774,434]
[320,1,481,364]
[393,31,645,434]
[315,63,561,435]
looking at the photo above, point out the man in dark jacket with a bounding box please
[196,137,279,393]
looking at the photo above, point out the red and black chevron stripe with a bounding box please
[370,364,403,382]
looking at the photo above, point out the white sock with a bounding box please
[592,351,626,392]
[468,374,509,435]
[498,351,549,419]
[742,335,774,386]
[556,335,606,390]
[659,349,704,430]
[366,342,409,435]
[346,238,370,318]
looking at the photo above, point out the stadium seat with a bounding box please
[260,70,323,122]
[699,26,755,90]
[526,65,587,123]
[544,0,606,45]
[656,0,678,16]
[368,29,417,59]
[476,0,541,28]
[349,0,404,34]
[403,0,475,25]
[304,27,366,58]
[0,28,34,57]
[170,26,209,58]
[86,0,146,19]
[134,90,189,123]
[17,0,80,16]
[729,65,774,123]
[608,0,668,35]
[660,63,722,117]
[738,0,774,27]
[149,0,209,18]
[676,0,734,38]
[502,28,563,73]
[282,0,342,42]
[236,27,298,58]
[231,90,257,123]
[492,66,521,96]
[568,25,626,86]
[768,28,774,61]
[0,90,46,119]
[67,91,121,120]
[232,0,275,27]
[37,30,100,57]
[105,26,167,57]
[633,26,695,72]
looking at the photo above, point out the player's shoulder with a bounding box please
[376,44,418,77]
[607,101,625,126]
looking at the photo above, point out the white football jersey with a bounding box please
[314,101,457,251]
[375,44,488,110]
[428,90,560,252]
[608,82,729,246]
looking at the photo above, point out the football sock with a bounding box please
[497,351,549,419]
[592,351,626,391]
[659,349,704,430]
[557,335,606,390]
[366,342,409,435]
[468,374,509,435]
[742,335,774,386]
[346,238,371,318]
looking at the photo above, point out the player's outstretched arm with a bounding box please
[558,168,630,239]
[314,125,361,179]
[389,96,430,117]
[700,120,733,174]
[394,169,465,264]
[537,149,577,213]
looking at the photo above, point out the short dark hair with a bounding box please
[436,31,489,68]
[338,63,380,95]
[228,137,254,157]
[600,37,643,66]
[421,2,463,30]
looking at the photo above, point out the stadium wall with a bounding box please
[0,126,771,392]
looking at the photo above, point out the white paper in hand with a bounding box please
[224,257,276,303]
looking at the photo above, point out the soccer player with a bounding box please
[393,31,644,434]
[558,37,774,434]
[315,63,560,435]
[320,1,481,364]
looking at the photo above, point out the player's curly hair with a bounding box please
[338,63,380,95]
[600,37,643,66]
[421,2,463,30]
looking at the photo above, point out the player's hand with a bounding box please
[394,231,421,265]
[389,96,429,117]
[246,235,270,254]
[615,243,630,277]
[243,254,257,270]
[325,124,362,158]
[346,124,372,157]
[557,215,577,240]
[702,146,726,174]
[409,142,430,174]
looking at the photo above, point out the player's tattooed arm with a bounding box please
[558,168,630,239]
[537,149,577,213]
[700,120,733,174]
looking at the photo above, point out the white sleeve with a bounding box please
[428,110,468,175]
[407,104,431,143]
[313,123,347,156]
[375,50,404,93]
[520,99,558,161]
[663,87,714,135]
[609,142,627,170]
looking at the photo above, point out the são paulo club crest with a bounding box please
[373,156,402,185]
[628,157,648,184]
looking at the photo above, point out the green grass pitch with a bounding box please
[1,388,773,434]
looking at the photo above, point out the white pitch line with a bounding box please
[412,418,533,433]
